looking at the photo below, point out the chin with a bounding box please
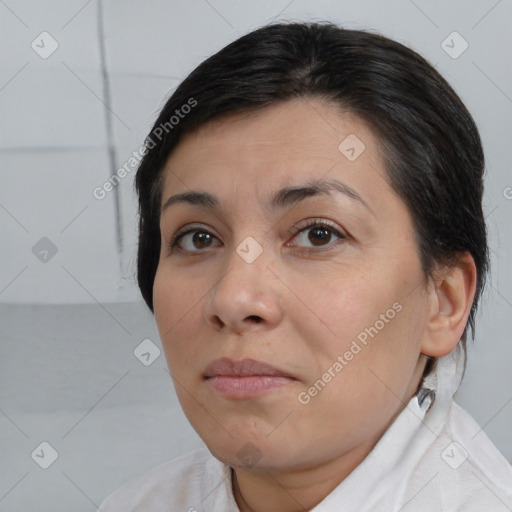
[204,434,303,472]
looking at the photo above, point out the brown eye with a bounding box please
[289,220,346,251]
[170,229,221,253]
[307,226,333,246]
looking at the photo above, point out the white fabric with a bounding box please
[99,346,512,511]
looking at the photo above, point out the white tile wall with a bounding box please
[0,68,107,150]
[0,149,123,303]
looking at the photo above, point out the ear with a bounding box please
[420,252,477,358]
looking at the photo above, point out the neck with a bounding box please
[231,433,381,512]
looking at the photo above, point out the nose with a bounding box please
[203,242,284,335]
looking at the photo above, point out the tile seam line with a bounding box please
[97,0,124,277]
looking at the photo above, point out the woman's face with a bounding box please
[153,98,431,472]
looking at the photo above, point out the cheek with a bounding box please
[306,275,388,348]
[153,261,207,325]
[153,268,178,334]
[152,266,205,364]
[305,270,421,383]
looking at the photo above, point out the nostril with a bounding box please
[213,316,225,329]
[247,315,262,323]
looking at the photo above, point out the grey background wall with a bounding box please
[1,0,511,510]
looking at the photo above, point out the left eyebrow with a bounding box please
[160,177,375,217]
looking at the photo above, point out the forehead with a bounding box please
[160,97,392,215]
[167,98,378,163]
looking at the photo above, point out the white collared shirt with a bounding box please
[99,347,512,511]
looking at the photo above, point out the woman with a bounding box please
[100,21,512,511]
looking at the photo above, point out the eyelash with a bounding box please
[167,218,347,256]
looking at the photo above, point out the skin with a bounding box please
[152,97,477,512]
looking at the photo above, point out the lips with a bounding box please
[203,357,295,379]
[204,357,296,399]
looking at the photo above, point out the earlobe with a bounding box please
[420,253,477,358]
